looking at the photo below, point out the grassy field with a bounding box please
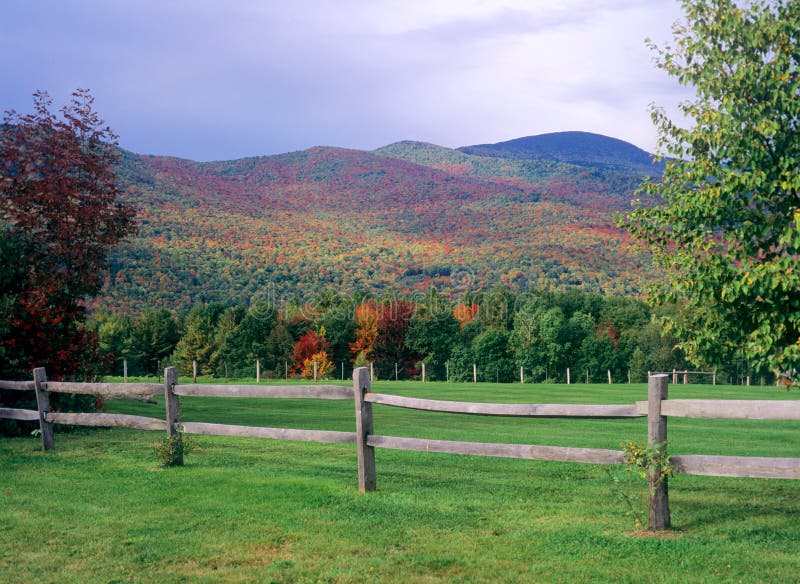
[2,379,799,583]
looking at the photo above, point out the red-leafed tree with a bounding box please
[373,299,417,377]
[0,90,136,381]
[291,330,330,375]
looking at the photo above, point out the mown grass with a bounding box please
[2,380,799,583]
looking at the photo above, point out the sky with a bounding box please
[0,1,690,162]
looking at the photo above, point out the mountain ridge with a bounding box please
[457,131,663,174]
[97,131,655,314]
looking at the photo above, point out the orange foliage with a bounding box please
[350,300,378,360]
[453,302,479,327]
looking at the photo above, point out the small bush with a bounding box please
[154,431,191,467]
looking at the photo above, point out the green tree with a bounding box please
[472,328,515,383]
[622,0,800,375]
[215,299,279,376]
[317,295,357,364]
[131,309,180,375]
[89,311,134,375]
[577,335,617,383]
[174,303,225,376]
[478,285,516,331]
[405,308,460,380]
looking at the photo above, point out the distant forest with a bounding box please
[88,286,759,385]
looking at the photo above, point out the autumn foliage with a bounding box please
[0,90,136,380]
[350,301,378,361]
[291,330,330,376]
[453,302,479,327]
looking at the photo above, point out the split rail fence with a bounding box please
[2,367,799,530]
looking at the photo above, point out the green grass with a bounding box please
[2,380,799,582]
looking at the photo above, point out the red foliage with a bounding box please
[374,299,416,368]
[291,330,330,374]
[0,90,136,379]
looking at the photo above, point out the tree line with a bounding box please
[87,285,754,384]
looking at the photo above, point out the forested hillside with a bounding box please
[98,133,658,315]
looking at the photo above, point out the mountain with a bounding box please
[457,131,663,174]
[373,139,651,211]
[96,134,655,314]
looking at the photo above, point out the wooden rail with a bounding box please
[367,435,625,464]
[366,393,641,418]
[0,380,36,391]
[0,407,40,421]
[182,422,356,444]
[175,384,352,399]
[46,381,163,396]
[672,454,800,480]
[46,412,167,431]
[635,399,800,420]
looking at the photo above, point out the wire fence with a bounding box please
[109,358,773,386]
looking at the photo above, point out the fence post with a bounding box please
[520,367,524,384]
[422,363,426,383]
[313,360,318,382]
[164,366,183,465]
[567,367,570,385]
[473,363,477,384]
[32,367,54,451]
[256,359,261,383]
[124,359,128,383]
[647,373,670,530]
[192,360,197,383]
[607,369,612,384]
[353,367,376,492]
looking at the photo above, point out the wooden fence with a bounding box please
[2,368,799,530]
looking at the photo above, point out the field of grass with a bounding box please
[2,379,799,582]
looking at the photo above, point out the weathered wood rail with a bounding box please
[2,367,799,530]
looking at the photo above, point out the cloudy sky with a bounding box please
[1,1,690,162]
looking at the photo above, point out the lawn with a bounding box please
[1,379,798,583]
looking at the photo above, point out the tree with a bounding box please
[291,330,330,375]
[300,351,335,380]
[173,303,225,376]
[373,299,417,378]
[89,310,134,375]
[216,300,278,376]
[622,1,800,375]
[0,90,136,379]
[512,305,573,382]
[405,309,460,380]
[131,309,180,375]
[317,294,356,364]
[350,300,378,361]
[472,328,515,383]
